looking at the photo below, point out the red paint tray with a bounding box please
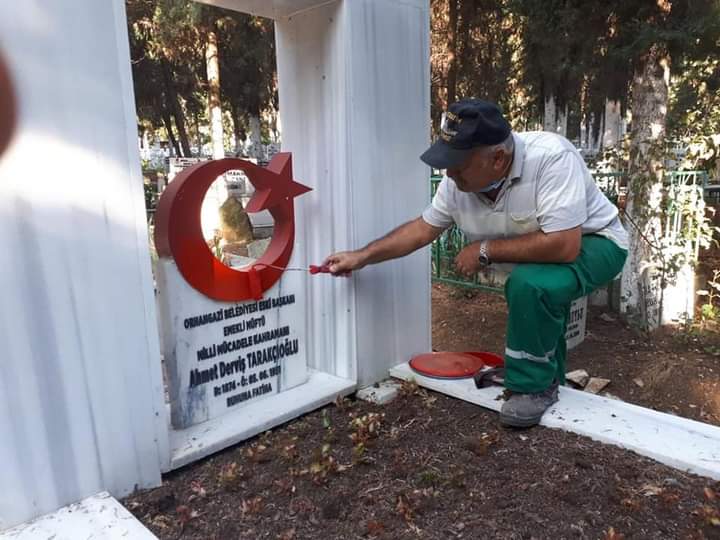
[409,351,504,380]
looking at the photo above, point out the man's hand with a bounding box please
[323,250,368,275]
[454,242,482,277]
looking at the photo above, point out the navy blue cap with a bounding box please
[421,99,511,169]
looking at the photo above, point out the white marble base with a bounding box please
[157,258,309,429]
[168,370,355,470]
[0,493,156,540]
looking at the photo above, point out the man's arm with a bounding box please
[324,217,445,274]
[454,227,582,276]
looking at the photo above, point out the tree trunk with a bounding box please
[445,0,459,106]
[160,59,191,157]
[201,22,227,240]
[542,92,568,136]
[602,100,622,149]
[248,111,262,161]
[557,104,568,137]
[620,44,670,330]
[229,101,244,156]
[269,107,280,144]
[455,1,473,100]
[205,26,224,160]
[193,111,202,154]
[161,110,181,157]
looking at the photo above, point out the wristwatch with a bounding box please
[478,240,491,267]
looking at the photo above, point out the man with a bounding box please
[324,99,628,427]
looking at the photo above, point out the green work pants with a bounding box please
[503,235,627,393]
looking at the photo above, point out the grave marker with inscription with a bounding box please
[565,296,587,350]
[155,154,312,429]
[157,261,308,428]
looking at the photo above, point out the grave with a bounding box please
[155,155,315,431]
[0,0,430,531]
[10,1,701,537]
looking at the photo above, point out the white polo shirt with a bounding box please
[422,131,628,250]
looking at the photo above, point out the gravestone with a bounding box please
[565,296,587,350]
[226,167,274,230]
[157,260,308,428]
[155,155,311,429]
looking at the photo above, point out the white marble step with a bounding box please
[170,370,356,470]
[0,492,156,540]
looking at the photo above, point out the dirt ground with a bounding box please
[126,284,720,539]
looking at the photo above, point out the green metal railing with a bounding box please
[429,170,712,291]
[430,175,503,292]
[666,170,709,188]
[591,172,625,206]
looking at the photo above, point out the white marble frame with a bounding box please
[164,0,430,469]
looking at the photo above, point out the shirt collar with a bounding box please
[507,133,525,182]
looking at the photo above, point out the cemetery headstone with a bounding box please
[155,154,313,429]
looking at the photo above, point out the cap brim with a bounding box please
[420,140,473,169]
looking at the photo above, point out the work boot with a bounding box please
[499,383,559,428]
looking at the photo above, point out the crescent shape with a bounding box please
[0,51,17,158]
[154,158,298,302]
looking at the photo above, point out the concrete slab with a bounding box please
[390,362,720,480]
[356,380,402,405]
[169,370,355,470]
[0,492,156,539]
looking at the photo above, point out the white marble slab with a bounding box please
[169,370,355,469]
[0,492,156,540]
[157,259,309,429]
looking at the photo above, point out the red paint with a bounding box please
[461,351,504,368]
[154,153,312,301]
[248,266,263,300]
[409,351,503,379]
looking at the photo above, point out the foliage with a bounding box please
[430,0,526,130]
[622,137,717,280]
[349,412,383,464]
[430,0,720,143]
[126,0,277,155]
[127,0,204,155]
[143,181,157,210]
[659,179,717,277]
[587,137,631,173]
[217,14,276,136]
[668,55,720,174]
[697,270,720,325]
[511,0,620,134]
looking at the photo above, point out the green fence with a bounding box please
[429,170,711,291]
[430,175,504,292]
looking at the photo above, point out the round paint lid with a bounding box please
[409,351,503,380]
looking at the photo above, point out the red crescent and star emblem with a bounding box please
[154,153,312,302]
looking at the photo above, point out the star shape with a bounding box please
[245,153,312,213]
